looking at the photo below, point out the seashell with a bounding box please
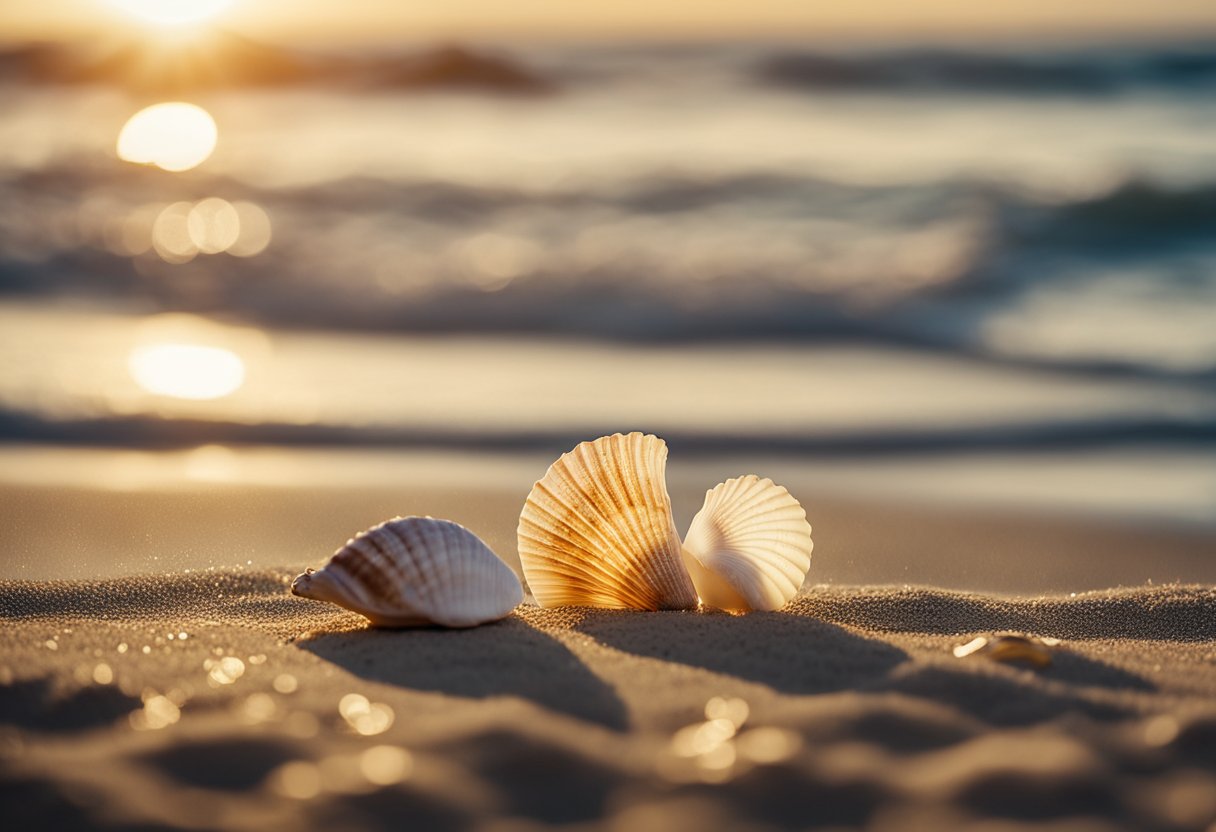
[517,432,699,610]
[952,634,1060,667]
[681,476,813,612]
[291,516,523,628]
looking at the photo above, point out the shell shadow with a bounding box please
[1046,645,1157,692]
[572,609,908,695]
[0,677,142,733]
[799,586,1216,641]
[887,661,1147,728]
[296,616,629,732]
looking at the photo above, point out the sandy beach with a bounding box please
[4,6,1216,829]
[3,557,1214,831]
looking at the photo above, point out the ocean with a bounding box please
[1,37,1215,578]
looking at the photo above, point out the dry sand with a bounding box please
[2,570,1214,831]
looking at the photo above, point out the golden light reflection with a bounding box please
[122,314,268,406]
[339,693,395,736]
[658,695,801,784]
[227,201,273,257]
[129,343,246,400]
[183,444,239,483]
[127,198,271,261]
[129,689,183,731]
[106,0,236,27]
[271,760,322,800]
[152,201,198,262]
[187,197,240,253]
[117,103,217,172]
[360,746,414,786]
[204,655,247,685]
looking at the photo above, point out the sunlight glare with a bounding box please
[106,0,236,27]
[117,103,217,172]
[129,344,246,400]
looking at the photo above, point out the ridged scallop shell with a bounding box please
[291,516,523,628]
[517,432,699,610]
[681,476,812,612]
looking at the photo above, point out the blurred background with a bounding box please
[1,1,1214,587]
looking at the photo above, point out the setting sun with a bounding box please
[117,102,218,172]
[128,343,246,400]
[106,0,236,27]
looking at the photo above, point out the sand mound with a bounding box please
[1,571,1214,830]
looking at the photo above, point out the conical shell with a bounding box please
[681,476,812,612]
[517,432,699,610]
[291,516,523,627]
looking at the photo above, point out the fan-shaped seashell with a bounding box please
[291,516,523,628]
[517,432,699,610]
[681,476,812,612]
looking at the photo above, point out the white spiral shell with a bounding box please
[517,432,699,610]
[291,516,523,627]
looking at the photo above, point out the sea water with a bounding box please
[1,38,1214,548]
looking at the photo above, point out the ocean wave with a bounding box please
[2,165,1216,376]
[755,45,1216,95]
[2,407,1213,454]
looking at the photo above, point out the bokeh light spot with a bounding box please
[187,198,241,254]
[360,746,414,786]
[152,201,198,262]
[271,760,322,799]
[129,344,246,400]
[339,693,395,736]
[117,103,217,172]
[228,201,273,257]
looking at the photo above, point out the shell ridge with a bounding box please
[532,474,627,564]
[628,433,695,608]
[520,536,647,601]
[640,437,688,601]
[588,439,638,574]
[368,521,442,619]
[637,435,671,579]
[576,436,666,604]
[292,517,521,628]
[519,483,656,598]
[365,524,416,609]
[516,432,696,610]
[336,535,400,612]
[548,460,630,563]
[683,476,813,612]
[710,480,789,521]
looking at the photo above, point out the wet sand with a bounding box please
[2,566,1214,831]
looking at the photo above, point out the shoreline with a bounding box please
[3,472,1214,592]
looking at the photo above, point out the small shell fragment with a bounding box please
[952,634,1059,667]
[291,516,523,628]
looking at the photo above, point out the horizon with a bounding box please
[5,0,1216,45]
